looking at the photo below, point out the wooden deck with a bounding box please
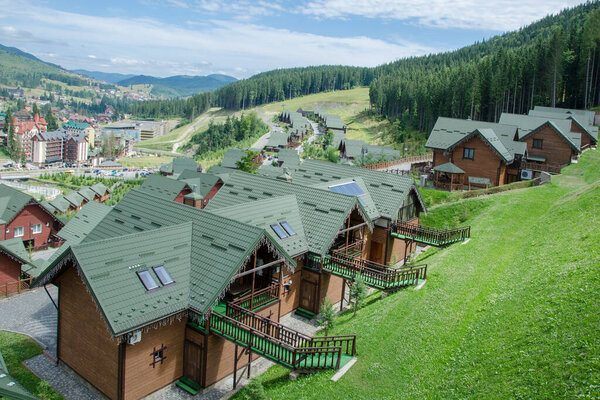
[391,221,470,247]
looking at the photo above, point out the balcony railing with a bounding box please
[229,284,280,313]
[391,220,470,247]
[521,161,563,174]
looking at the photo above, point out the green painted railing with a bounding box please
[391,221,470,247]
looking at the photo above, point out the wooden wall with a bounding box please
[280,259,302,316]
[56,266,119,400]
[0,254,22,294]
[387,217,419,264]
[521,124,576,166]
[123,318,186,400]
[570,121,594,148]
[4,204,58,249]
[432,149,450,166]
[174,187,193,204]
[449,135,504,186]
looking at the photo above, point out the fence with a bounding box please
[1,277,34,297]
[362,154,433,171]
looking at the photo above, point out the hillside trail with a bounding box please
[171,108,220,153]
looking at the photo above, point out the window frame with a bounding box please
[533,138,543,149]
[463,147,475,160]
[152,265,174,286]
[270,223,288,239]
[14,226,24,238]
[137,269,159,291]
[280,221,296,237]
[32,224,42,234]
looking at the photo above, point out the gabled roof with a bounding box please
[0,238,30,265]
[0,184,60,225]
[277,149,300,168]
[448,128,514,163]
[292,159,426,221]
[47,196,72,214]
[0,349,37,400]
[138,174,190,201]
[221,148,246,168]
[64,190,85,207]
[533,106,595,126]
[205,171,372,256]
[498,113,581,152]
[434,162,465,174]
[77,186,98,202]
[160,158,200,175]
[426,117,524,160]
[34,189,294,336]
[177,172,222,198]
[63,120,91,130]
[528,110,598,143]
[266,131,290,148]
[211,195,309,257]
[90,182,110,196]
[312,177,379,221]
[57,201,111,243]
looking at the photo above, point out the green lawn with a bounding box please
[235,149,600,399]
[0,331,64,399]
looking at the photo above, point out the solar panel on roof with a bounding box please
[329,182,365,196]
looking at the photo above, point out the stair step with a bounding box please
[176,380,199,395]
[179,377,201,391]
[295,307,315,319]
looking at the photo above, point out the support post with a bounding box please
[278,266,283,319]
[345,215,351,249]
[340,279,345,312]
[233,344,238,390]
[250,252,257,311]
[247,345,252,378]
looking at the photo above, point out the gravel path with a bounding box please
[24,355,100,400]
[0,286,58,357]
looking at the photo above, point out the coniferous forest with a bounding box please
[131,2,600,135]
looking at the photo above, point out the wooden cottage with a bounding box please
[426,117,527,190]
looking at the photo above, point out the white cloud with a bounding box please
[88,54,96,59]
[300,0,585,31]
[0,0,434,77]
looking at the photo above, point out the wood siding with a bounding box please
[123,319,186,400]
[0,254,22,294]
[570,121,594,149]
[56,266,119,400]
[388,217,419,263]
[521,124,576,166]
[1,204,59,249]
[280,259,302,316]
[174,187,193,204]
[432,149,450,167]
[449,135,505,186]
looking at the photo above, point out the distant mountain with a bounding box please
[72,69,136,84]
[0,43,87,87]
[117,74,237,97]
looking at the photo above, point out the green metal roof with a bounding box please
[77,186,98,202]
[293,159,426,221]
[221,148,246,168]
[34,189,295,336]
[528,110,598,142]
[90,182,110,196]
[205,171,372,256]
[526,154,547,162]
[48,196,71,213]
[258,165,284,178]
[0,350,38,400]
[426,117,525,160]
[64,190,85,208]
[364,145,401,161]
[277,149,300,168]
[312,177,379,221]
[63,121,91,130]
[533,106,596,126]
[0,238,30,265]
[178,172,221,198]
[433,162,465,174]
[160,158,200,175]
[211,195,309,257]
[0,184,36,225]
[139,174,190,201]
[266,131,290,148]
[498,113,581,152]
[57,201,112,243]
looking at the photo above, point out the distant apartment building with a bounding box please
[31,129,89,166]
[63,120,96,148]
[104,119,168,140]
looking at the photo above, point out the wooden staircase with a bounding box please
[202,303,356,373]
[307,253,427,291]
[391,221,470,247]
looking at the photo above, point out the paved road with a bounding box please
[0,286,58,357]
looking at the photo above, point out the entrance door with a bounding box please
[299,271,319,313]
[183,339,204,386]
[370,241,384,264]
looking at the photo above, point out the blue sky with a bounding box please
[0,0,586,79]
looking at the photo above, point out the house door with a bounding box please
[183,339,204,386]
[299,271,319,314]
[370,241,384,264]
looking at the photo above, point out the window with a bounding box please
[463,147,475,160]
[280,221,296,236]
[153,265,174,286]
[137,270,159,291]
[270,223,288,239]
[149,345,167,368]
[533,139,543,149]
[32,224,42,234]
[14,227,24,238]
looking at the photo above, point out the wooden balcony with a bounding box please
[229,284,280,312]
[521,161,562,174]
[391,220,470,247]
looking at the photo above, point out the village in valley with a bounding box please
[1,2,600,400]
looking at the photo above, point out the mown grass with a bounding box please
[234,149,600,400]
[0,331,64,399]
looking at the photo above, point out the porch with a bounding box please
[432,162,465,191]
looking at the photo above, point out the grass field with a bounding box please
[234,149,600,400]
[0,331,64,399]
[118,155,174,168]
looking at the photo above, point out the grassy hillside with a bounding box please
[234,149,600,399]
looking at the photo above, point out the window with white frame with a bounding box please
[14,226,24,237]
[32,224,42,234]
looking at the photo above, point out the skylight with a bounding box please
[271,223,288,239]
[280,221,296,236]
[137,270,159,291]
[153,265,174,285]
